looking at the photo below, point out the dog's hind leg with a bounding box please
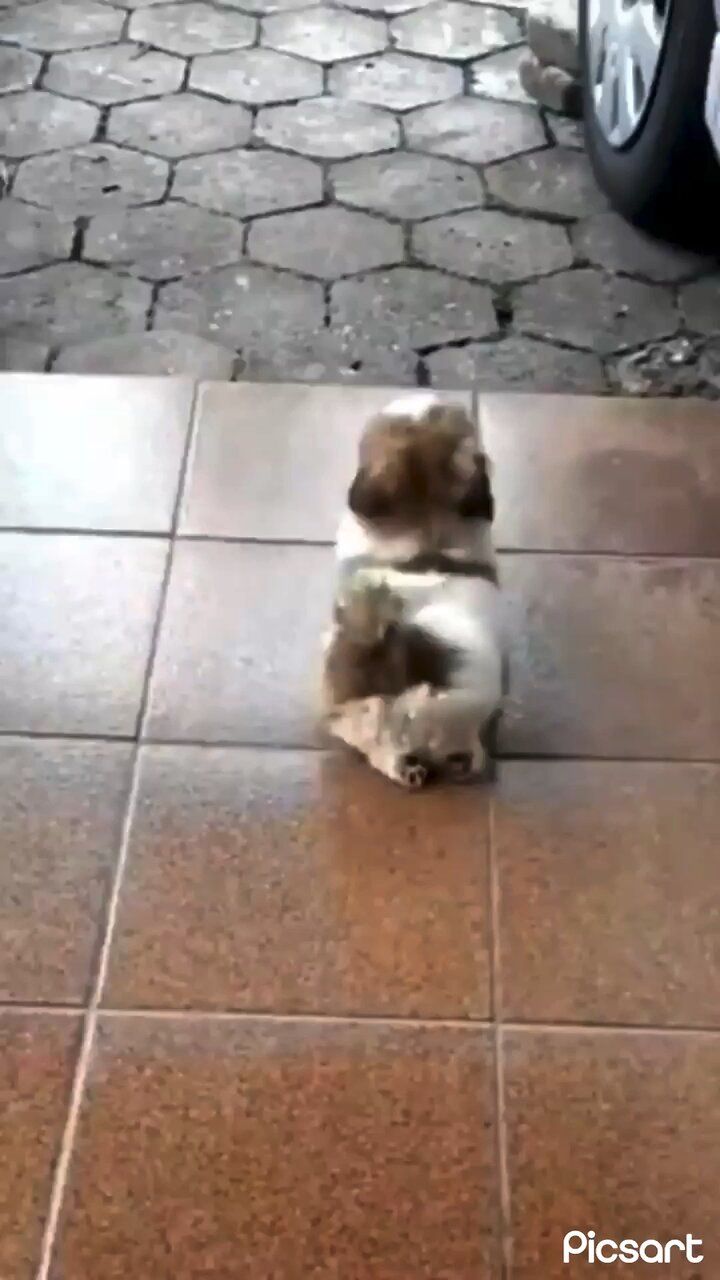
[326,696,430,789]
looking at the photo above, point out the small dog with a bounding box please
[322,392,506,789]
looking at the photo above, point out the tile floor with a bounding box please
[2,375,720,1278]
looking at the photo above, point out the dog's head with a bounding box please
[348,398,494,531]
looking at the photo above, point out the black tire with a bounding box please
[579,0,720,245]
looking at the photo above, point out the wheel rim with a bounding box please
[587,0,670,147]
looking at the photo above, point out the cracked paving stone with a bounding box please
[53,330,236,377]
[329,51,462,111]
[108,94,251,158]
[414,210,572,284]
[332,151,484,219]
[0,46,42,92]
[13,142,168,215]
[469,46,532,104]
[85,203,245,280]
[256,98,399,158]
[248,206,403,278]
[154,263,324,351]
[262,8,388,63]
[0,263,151,344]
[573,211,714,284]
[129,2,256,55]
[515,268,679,354]
[173,148,321,218]
[392,1,521,59]
[426,336,605,392]
[0,198,72,274]
[0,90,98,156]
[0,337,50,372]
[44,43,184,104]
[680,278,720,335]
[0,0,124,51]
[330,266,497,353]
[485,147,605,219]
[190,48,322,104]
[405,98,544,164]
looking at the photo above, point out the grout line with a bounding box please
[503,1019,720,1037]
[489,798,513,1280]
[96,1008,493,1029]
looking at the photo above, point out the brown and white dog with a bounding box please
[322,392,506,789]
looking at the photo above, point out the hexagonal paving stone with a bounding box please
[680,278,720,334]
[13,143,168,215]
[0,263,151,344]
[426,337,605,392]
[0,198,72,274]
[109,94,251,159]
[44,43,185,104]
[332,151,484,219]
[413,210,572,283]
[515,268,680,354]
[85,204,246,280]
[235,325,418,384]
[53,331,237,377]
[155,264,324,351]
[330,266,497,352]
[0,47,42,93]
[470,46,532,104]
[405,98,544,164]
[248,207,403,278]
[0,90,97,157]
[572,211,712,283]
[262,8,387,62]
[485,148,605,219]
[0,0,124,51]
[337,0,436,8]
[190,48,322,104]
[329,52,462,111]
[174,149,322,218]
[129,3,256,55]
[392,1,521,59]
[256,98,399,158]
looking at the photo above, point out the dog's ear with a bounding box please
[457,452,494,521]
[348,468,392,520]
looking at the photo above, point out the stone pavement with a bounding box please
[0,0,719,392]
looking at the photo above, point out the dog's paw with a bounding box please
[445,751,474,780]
[397,753,430,790]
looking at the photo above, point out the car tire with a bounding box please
[580,0,720,245]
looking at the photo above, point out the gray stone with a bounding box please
[547,113,584,147]
[129,3,256,55]
[0,262,151,343]
[44,43,184,104]
[0,337,49,371]
[248,206,403,278]
[256,98,399,158]
[14,143,168,214]
[520,53,581,116]
[527,0,580,74]
[469,46,533,104]
[262,8,388,62]
[405,98,544,164]
[392,1,521,59]
[330,266,497,352]
[173,148,322,218]
[155,263,324,351]
[232,0,315,10]
[85,203,245,280]
[573,211,712,283]
[334,0,435,11]
[0,46,41,93]
[414,210,572,283]
[0,90,97,157]
[426,336,605,391]
[486,147,604,218]
[329,52,462,111]
[515,268,679,353]
[0,0,123,51]
[332,151,484,219]
[0,198,72,274]
[680,278,720,335]
[234,327,418,384]
[53,330,237,377]
[607,336,719,398]
[190,48,322,104]
[109,94,252,158]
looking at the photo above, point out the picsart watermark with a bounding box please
[563,1231,703,1265]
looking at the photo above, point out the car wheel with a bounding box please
[579,0,720,244]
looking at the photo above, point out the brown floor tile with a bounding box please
[504,1028,720,1277]
[105,746,490,1017]
[0,738,132,1003]
[494,761,720,1027]
[502,554,720,759]
[0,1010,80,1280]
[0,534,167,735]
[147,541,332,744]
[55,1016,498,1280]
[482,394,720,555]
[1,375,193,532]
